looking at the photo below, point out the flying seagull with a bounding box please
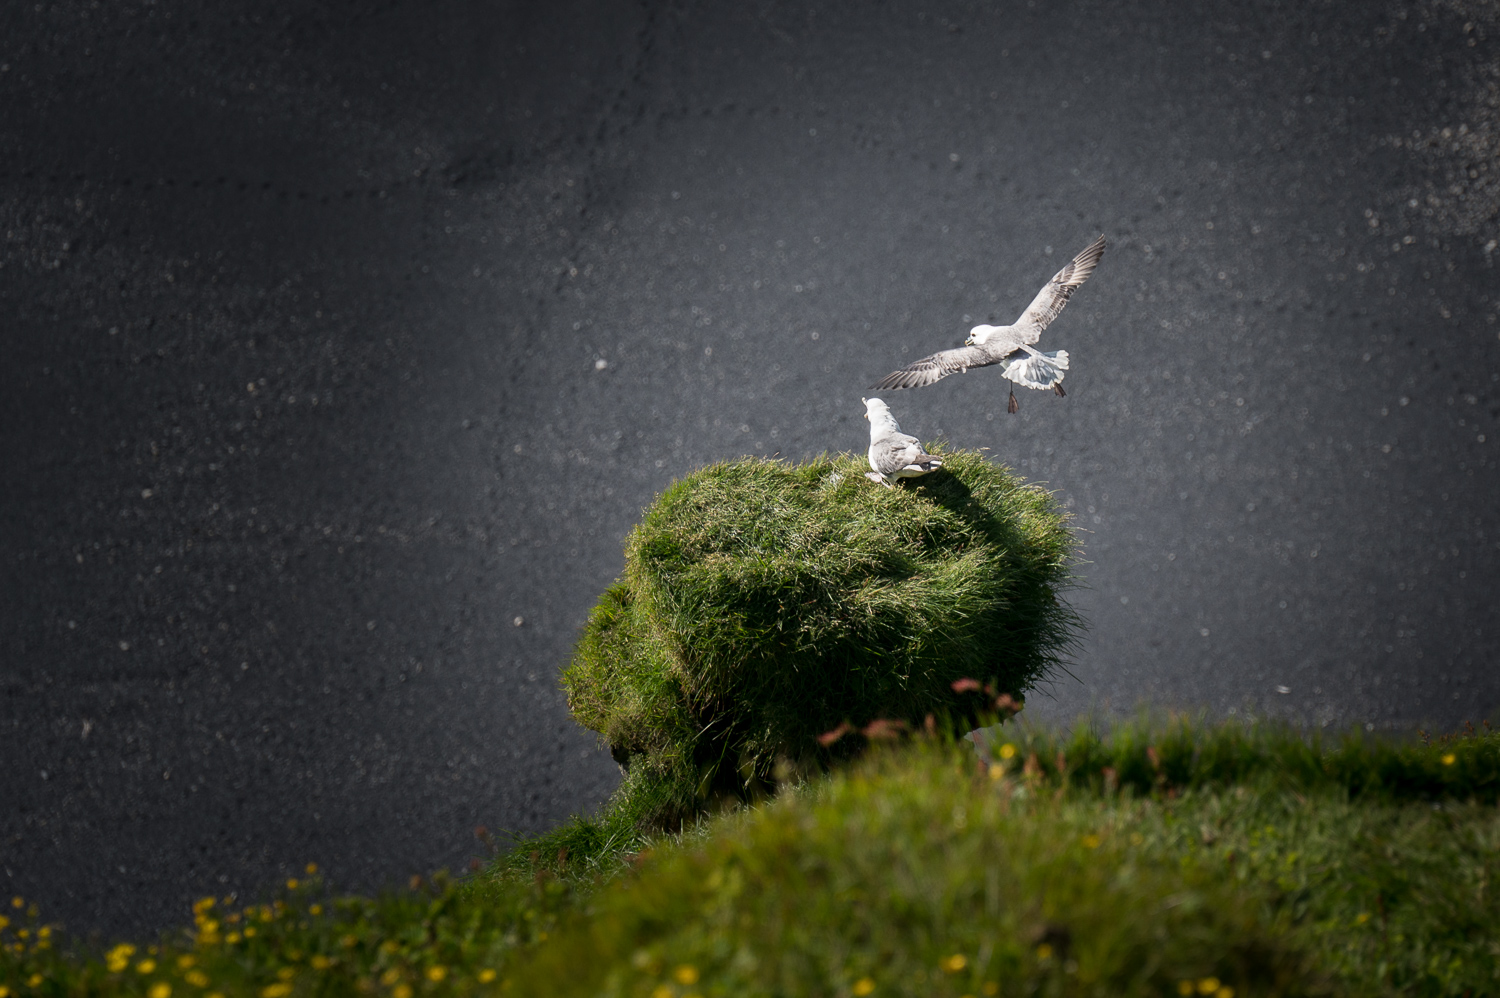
[863,397,943,488]
[870,234,1106,413]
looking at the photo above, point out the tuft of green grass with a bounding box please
[562,450,1079,831]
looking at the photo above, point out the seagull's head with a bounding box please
[966,324,1000,346]
[862,397,890,420]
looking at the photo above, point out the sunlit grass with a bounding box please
[562,450,1079,832]
[5,719,1498,997]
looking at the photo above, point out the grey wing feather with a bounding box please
[1013,234,1106,339]
[870,434,922,474]
[869,344,997,390]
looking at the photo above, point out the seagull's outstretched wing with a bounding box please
[1012,234,1106,341]
[869,344,996,390]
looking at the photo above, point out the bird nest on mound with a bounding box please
[562,450,1080,832]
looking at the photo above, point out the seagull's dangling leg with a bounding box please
[1054,383,1066,397]
[1007,389,1019,415]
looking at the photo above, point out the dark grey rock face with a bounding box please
[3,0,1496,937]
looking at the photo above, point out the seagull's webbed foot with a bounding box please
[1054,383,1066,397]
[1007,389,1019,415]
[865,471,894,488]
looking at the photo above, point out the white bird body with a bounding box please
[870,234,1105,412]
[863,397,943,488]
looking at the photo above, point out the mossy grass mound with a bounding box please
[563,449,1078,830]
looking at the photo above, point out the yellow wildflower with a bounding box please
[311,955,332,970]
[0,915,7,929]
[1216,988,1236,998]
[226,932,241,944]
[243,927,257,938]
[208,993,225,998]
[1442,753,1456,766]
[982,984,998,996]
[286,879,300,891]
[177,955,196,969]
[426,966,447,982]
[393,985,413,998]
[674,965,700,985]
[1177,983,1194,997]
[478,969,497,983]
[853,977,876,996]
[1197,978,1221,995]
[341,935,358,948]
[185,970,210,988]
[942,954,968,973]
[1036,944,1053,960]
[305,863,318,875]
[26,976,42,989]
[1356,912,1371,924]
[277,967,296,980]
[10,897,22,909]
[149,982,172,998]
[0,985,9,998]
[310,904,323,916]
[650,987,673,998]
[999,743,1018,760]
[1082,834,1101,849]
[261,985,291,998]
[138,959,159,974]
[380,968,402,986]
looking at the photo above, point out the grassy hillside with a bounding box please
[6,720,1499,997]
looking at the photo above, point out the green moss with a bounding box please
[562,450,1080,830]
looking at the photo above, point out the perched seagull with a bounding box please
[870,234,1106,413]
[863,397,943,488]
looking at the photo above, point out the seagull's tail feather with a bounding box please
[1004,349,1068,390]
[905,454,943,473]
